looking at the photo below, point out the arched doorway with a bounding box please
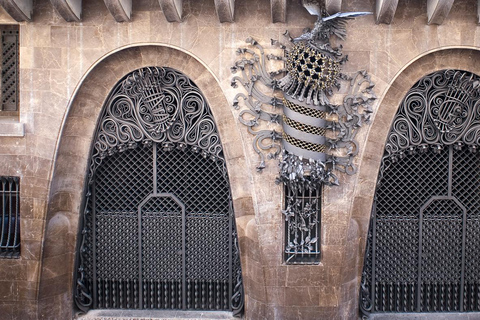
[73,67,244,315]
[360,69,480,316]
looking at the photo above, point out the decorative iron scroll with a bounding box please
[74,67,244,316]
[360,70,480,317]
[231,3,375,263]
[92,67,223,166]
[384,70,480,159]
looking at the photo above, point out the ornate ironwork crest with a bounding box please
[94,67,223,164]
[385,70,480,159]
[75,67,244,316]
[231,3,376,263]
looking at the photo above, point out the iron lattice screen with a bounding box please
[360,70,480,316]
[0,176,20,258]
[1,26,18,112]
[84,141,239,311]
[361,147,480,313]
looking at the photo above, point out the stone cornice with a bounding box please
[0,0,467,25]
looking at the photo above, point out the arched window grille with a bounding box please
[360,70,480,316]
[74,67,244,316]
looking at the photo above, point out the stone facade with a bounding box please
[1,0,480,319]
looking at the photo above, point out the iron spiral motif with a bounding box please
[385,69,480,159]
[231,5,375,264]
[360,70,480,316]
[93,67,223,165]
[74,67,244,316]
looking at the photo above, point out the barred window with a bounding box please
[0,177,20,258]
[0,25,19,112]
[284,184,321,264]
[360,70,480,315]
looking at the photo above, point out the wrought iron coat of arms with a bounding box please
[231,3,376,262]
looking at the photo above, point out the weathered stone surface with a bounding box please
[103,0,131,22]
[0,120,24,137]
[0,0,32,21]
[325,0,341,14]
[427,0,455,25]
[50,0,82,22]
[270,0,286,23]
[158,0,182,22]
[376,0,398,24]
[214,0,234,23]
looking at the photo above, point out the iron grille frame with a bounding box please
[73,67,244,317]
[284,184,321,264]
[0,176,20,258]
[360,69,480,317]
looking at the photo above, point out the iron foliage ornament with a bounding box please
[74,67,244,316]
[231,2,376,263]
[360,70,480,316]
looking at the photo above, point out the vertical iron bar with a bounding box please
[178,280,182,309]
[1,179,5,247]
[417,206,424,312]
[228,202,233,310]
[14,178,19,249]
[371,202,377,313]
[92,180,98,308]
[153,142,157,196]
[460,206,467,312]
[301,189,305,260]
[317,185,321,259]
[182,203,186,309]
[6,180,11,248]
[448,145,453,197]
[187,280,191,308]
[138,199,143,308]
[126,280,130,308]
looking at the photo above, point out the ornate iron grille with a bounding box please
[284,184,321,264]
[0,176,20,258]
[360,70,480,316]
[1,26,18,111]
[74,67,243,316]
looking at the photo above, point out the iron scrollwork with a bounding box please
[231,2,376,263]
[385,70,480,159]
[75,67,244,316]
[94,67,223,163]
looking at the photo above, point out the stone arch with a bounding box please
[344,47,480,318]
[37,45,264,319]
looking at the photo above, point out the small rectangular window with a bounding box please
[0,177,20,258]
[284,184,321,264]
[0,25,19,112]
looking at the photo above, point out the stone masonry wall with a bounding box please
[0,0,480,319]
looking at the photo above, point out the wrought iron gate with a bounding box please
[360,70,480,316]
[74,67,243,316]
